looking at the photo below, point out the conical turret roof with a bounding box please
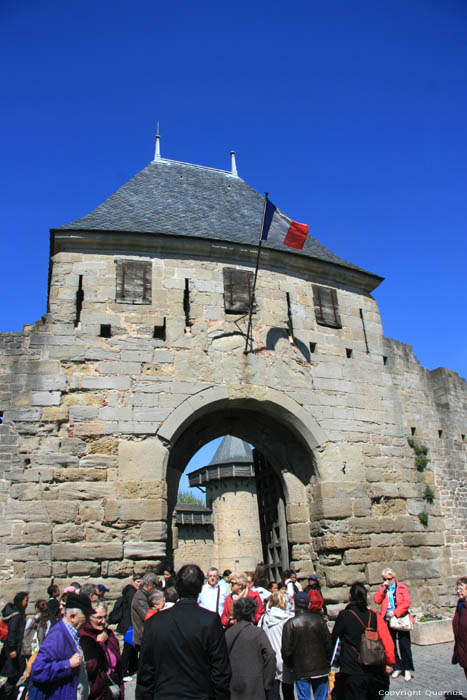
[208,435,253,467]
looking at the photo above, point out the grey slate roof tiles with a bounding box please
[55,158,376,276]
[208,435,253,467]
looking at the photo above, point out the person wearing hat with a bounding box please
[281,592,332,700]
[30,592,95,700]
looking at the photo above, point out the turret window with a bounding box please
[115,260,152,304]
[312,284,342,329]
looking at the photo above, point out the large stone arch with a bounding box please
[154,384,329,576]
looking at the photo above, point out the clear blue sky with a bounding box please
[1,0,466,382]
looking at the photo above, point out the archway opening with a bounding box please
[160,398,318,580]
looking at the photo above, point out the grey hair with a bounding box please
[92,601,108,613]
[382,567,395,578]
[141,572,158,588]
[148,589,165,606]
[207,567,219,576]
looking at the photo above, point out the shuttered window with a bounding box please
[223,268,255,314]
[312,284,342,328]
[115,260,152,304]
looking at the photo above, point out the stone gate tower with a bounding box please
[0,139,465,614]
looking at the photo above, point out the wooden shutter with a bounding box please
[116,261,152,304]
[312,284,342,328]
[223,268,254,314]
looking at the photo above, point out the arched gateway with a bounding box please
[155,387,325,578]
[0,139,465,614]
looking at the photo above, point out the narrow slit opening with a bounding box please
[345,348,353,359]
[411,427,416,436]
[309,342,316,354]
[153,318,166,341]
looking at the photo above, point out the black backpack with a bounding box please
[348,609,386,666]
[108,595,126,625]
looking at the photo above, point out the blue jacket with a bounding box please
[30,620,80,700]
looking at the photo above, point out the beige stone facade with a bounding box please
[0,156,465,614]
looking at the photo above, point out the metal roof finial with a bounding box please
[230,150,238,177]
[154,122,161,161]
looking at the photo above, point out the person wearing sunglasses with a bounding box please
[374,568,414,682]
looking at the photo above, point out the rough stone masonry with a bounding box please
[0,151,465,616]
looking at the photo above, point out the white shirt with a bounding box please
[197,583,227,616]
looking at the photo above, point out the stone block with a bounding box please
[22,523,52,544]
[314,534,371,551]
[99,407,133,421]
[124,542,166,559]
[325,565,365,587]
[30,392,61,406]
[115,481,166,500]
[117,499,167,522]
[58,483,114,500]
[407,560,441,580]
[67,561,101,576]
[309,499,353,519]
[46,502,79,523]
[69,406,99,421]
[344,547,385,564]
[366,561,408,585]
[286,503,308,524]
[41,406,69,422]
[4,408,42,422]
[73,421,106,436]
[287,523,311,544]
[9,545,40,561]
[140,522,167,541]
[132,408,170,422]
[5,501,49,522]
[25,375,66,391]
[52,542,123,560]
[81,376,131,390]
[118,438,168,481]
[25,561,52,578]
[53,524,85,543]
[78,502,105,521]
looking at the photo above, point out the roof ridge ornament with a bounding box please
[230,150,238,177]
[154,122,161,161]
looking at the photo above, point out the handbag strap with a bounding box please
[226,624,249,655]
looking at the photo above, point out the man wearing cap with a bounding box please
[281,592,332,700]
[31,592,95,700]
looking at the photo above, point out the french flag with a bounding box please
[261,199,308,250]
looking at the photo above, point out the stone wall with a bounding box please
[173,525,214,573]
[0,243,465,612]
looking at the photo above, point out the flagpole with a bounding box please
[244,192,269,355]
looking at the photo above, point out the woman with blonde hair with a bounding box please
[221,572,264,627]
[260,591,294,700]
[374,567,414,682]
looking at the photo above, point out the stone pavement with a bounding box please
[124,642,467,699]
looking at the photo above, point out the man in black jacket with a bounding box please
[136,564,231,700]
[281,592,332,700]
[108,573,141,679]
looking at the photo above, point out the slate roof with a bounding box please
[208,435,253,467]
[55,157,377,277]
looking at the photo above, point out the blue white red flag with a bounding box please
[261,199,308,250]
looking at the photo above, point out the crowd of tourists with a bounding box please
[0,565,465,700]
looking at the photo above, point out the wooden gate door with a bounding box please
[253,450,289,581]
